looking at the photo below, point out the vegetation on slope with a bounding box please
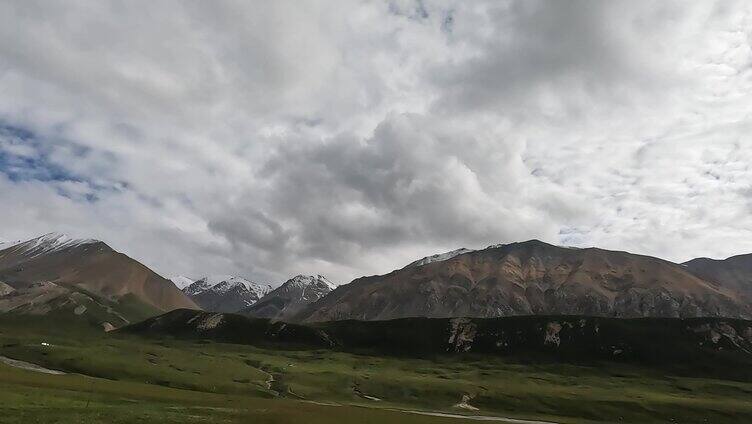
[126,309,752,381]
[2,314,752,423]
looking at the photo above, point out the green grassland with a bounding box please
[1,316,751,423]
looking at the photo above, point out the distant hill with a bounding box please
[125,309,752,381]
[295,240,752,322]
[684,254,752,298]
[125,309,331,349]
[243,274,336,321]
[0,232,198,328]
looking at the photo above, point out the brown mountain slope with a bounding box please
[296,240,752,322]
[684,254,752,298]
[0,233,198,315]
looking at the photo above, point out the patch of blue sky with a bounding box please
[558,227,588,247]
[0,123,123,202]
[0,123,81,183]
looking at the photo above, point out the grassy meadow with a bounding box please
[0,316,751,423]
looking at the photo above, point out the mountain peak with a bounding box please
[39,232,99,243]
[284,274,337,290]
[494,239,555,249]
[2,232,103,257]
[405,248,475,268]
[0,232,198,324]
[183,275,271,313]
[169,275,194,290]
[297,240,752,323]
[194,275,270,294]
[244,274,337,321]
[404,241,571,269]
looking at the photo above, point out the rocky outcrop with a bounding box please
[0,281,14,296]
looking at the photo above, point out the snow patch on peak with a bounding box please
[170,276,194,290]
[199,275,236,286]
[284,274,337,291]
[270,274,337,305]
[185,275,271,298]
[5,232,101,258]
[183,278,213,296]
[0,239,22,250]
[406,248,475,268]
[38,232,97,244]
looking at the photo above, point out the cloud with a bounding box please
[0,1,751,285]
[208,112,584,279]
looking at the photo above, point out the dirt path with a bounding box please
[255,367,286,397]
[0,355,65,375]
[352,384,381,401]
[264,373,274,390]
[392,409,560,423]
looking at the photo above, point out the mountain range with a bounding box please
[3,233,752,328]
[182,275,271,313]
[169,274,336,318]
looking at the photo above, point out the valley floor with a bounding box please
[0,317,751,424]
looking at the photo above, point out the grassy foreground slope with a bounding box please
[0,317,467,424]
[0,366,468,424]
[1,315,752,423]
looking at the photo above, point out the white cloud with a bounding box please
[1,1,751,284]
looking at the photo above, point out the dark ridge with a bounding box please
[123,309,752,382]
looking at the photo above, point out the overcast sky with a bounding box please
[1,1,752,285]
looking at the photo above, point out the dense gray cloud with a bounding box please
[1,1,751,285]
[436,1,709,131]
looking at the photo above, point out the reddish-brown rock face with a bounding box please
[296,240,751,322]
[0,233,198,322]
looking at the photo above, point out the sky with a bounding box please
[1,1,752,285]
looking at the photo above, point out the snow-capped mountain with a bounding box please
[0,232,198,328]
[0,239,21,250]
[296,240,752,323]
[405,247,474,268]
[278,274,336,300]
[243,274,336,321]
[183,275,271,313]
[169,275,194,290]
[0,232,99,259]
